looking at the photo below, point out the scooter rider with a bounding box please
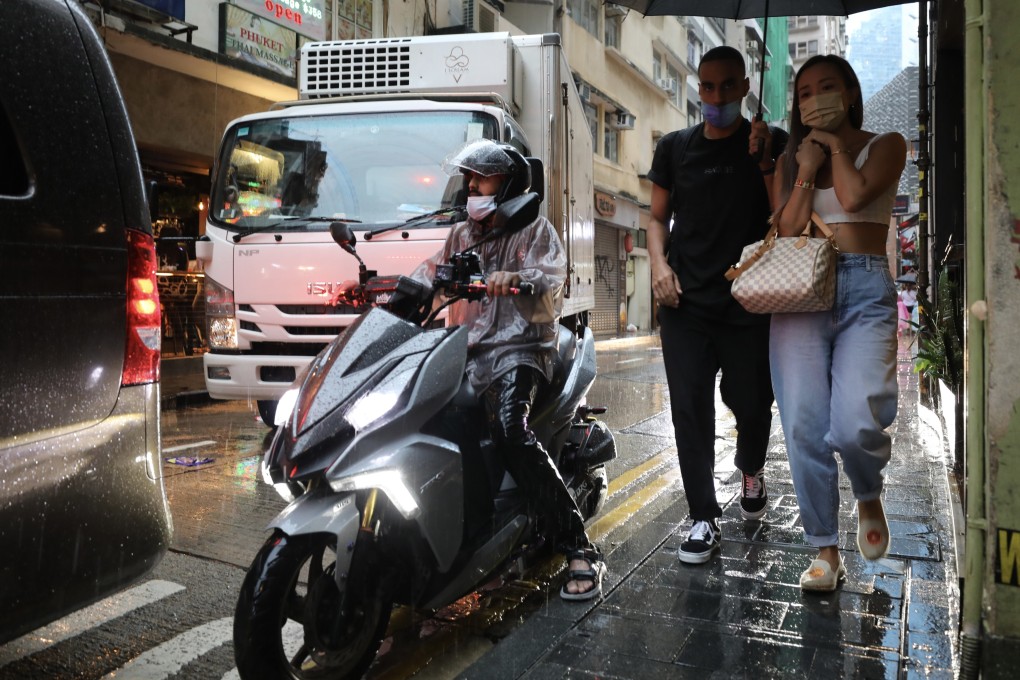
[409,139,606,601]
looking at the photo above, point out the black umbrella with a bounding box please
[609,0,921,119]
[609,1,912,19]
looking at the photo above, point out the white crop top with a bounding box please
[812,134,898,224]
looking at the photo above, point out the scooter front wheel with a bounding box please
[233,531,392,679]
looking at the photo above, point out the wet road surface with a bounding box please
[0,334,960,678]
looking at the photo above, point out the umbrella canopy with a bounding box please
[611,1,914,19]
[610,0,921,118]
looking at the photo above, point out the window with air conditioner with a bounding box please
[463,0,499,33]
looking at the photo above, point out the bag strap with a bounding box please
[724,211,837,282]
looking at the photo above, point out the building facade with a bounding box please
[847,5,906,103]
[78,0,784,338]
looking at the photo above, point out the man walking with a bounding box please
[646,46,787,564]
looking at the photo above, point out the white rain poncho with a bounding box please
[409,213,567,393]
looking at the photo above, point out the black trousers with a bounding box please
[658,305,774,522]
[482,367,595,555]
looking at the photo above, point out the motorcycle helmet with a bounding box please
[442,139,531,205]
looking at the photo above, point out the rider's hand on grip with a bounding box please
[512,281,534,296]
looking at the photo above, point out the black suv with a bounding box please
[0,0,172,643]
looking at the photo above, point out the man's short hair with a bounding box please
[698,46,746,78]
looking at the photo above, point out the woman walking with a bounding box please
[769,55,906,592]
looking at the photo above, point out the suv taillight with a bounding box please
[123,229,161,386]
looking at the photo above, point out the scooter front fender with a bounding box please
[266,488,361,588]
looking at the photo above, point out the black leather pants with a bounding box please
[482,367,595,555]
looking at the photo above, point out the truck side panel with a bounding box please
[511,35,594,319]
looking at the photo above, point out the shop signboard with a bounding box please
[893,193,910,216]
[221,5,298,78]
[230,0,326,41]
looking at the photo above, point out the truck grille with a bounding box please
[276,304,361,315]
[302,38,412,97]
[250,342,328,356]
[284,326,343,336]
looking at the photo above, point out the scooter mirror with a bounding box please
[490,192,540,236]
[330,221,358,254]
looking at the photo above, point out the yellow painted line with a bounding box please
[589,466,683,542]
[607,448,677,496]
[373,450,684,679]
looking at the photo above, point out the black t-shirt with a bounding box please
[648,120,786,324]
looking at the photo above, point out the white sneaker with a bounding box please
[677,519,721,564]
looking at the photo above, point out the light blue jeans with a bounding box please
[769,254,898,548]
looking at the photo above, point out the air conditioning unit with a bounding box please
[656,78,677,96]
[605,4,629,18]
[611,111,636,130]
[464,0,499,33]
[578,83,592,102]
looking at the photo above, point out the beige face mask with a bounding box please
[800,92,847,131]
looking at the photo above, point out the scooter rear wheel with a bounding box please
[233,531,392,679]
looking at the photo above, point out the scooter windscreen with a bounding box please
[271,308,460,480]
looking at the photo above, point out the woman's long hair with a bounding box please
[776,55,865,211]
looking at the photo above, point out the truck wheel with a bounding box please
[233,531,392,680]
[257,400,277,427]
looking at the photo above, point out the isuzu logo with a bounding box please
[307,282,345,295]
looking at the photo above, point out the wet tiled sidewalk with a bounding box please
[462,336,960,679]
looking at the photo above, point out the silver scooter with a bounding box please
[233,214,616,679]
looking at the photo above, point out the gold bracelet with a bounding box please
[794,179,815,190]
[831,148,846,155]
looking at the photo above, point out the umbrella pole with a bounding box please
[749,0,770,164]
[756,0,769,120]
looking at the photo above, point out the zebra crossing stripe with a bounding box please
[220,621,304,679]
[163,440,217,453]
[0,579,185,668]
[103,616,233,679]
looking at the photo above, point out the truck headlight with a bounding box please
[205,276,238,349]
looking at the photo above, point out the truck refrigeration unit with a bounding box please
[197,32,596,424]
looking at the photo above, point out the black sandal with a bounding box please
[559,548,606,602]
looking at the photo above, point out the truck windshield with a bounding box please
[210,110,499,229]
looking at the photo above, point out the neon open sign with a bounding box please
[233,0,326,41]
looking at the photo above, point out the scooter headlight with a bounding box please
[261,459,296,502]
[330,470,419,519]
[345,391,400,431]
[275,386,300,427]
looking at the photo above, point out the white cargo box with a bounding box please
[299,32,522,108]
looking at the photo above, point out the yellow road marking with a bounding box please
[590,466,682,542]
[607,449,677,496]
[374,449,683,679]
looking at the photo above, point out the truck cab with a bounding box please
[198,33,594,424]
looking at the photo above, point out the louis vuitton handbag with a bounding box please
[725,211,838,314]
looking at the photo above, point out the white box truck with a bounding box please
[196,32,595,424]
